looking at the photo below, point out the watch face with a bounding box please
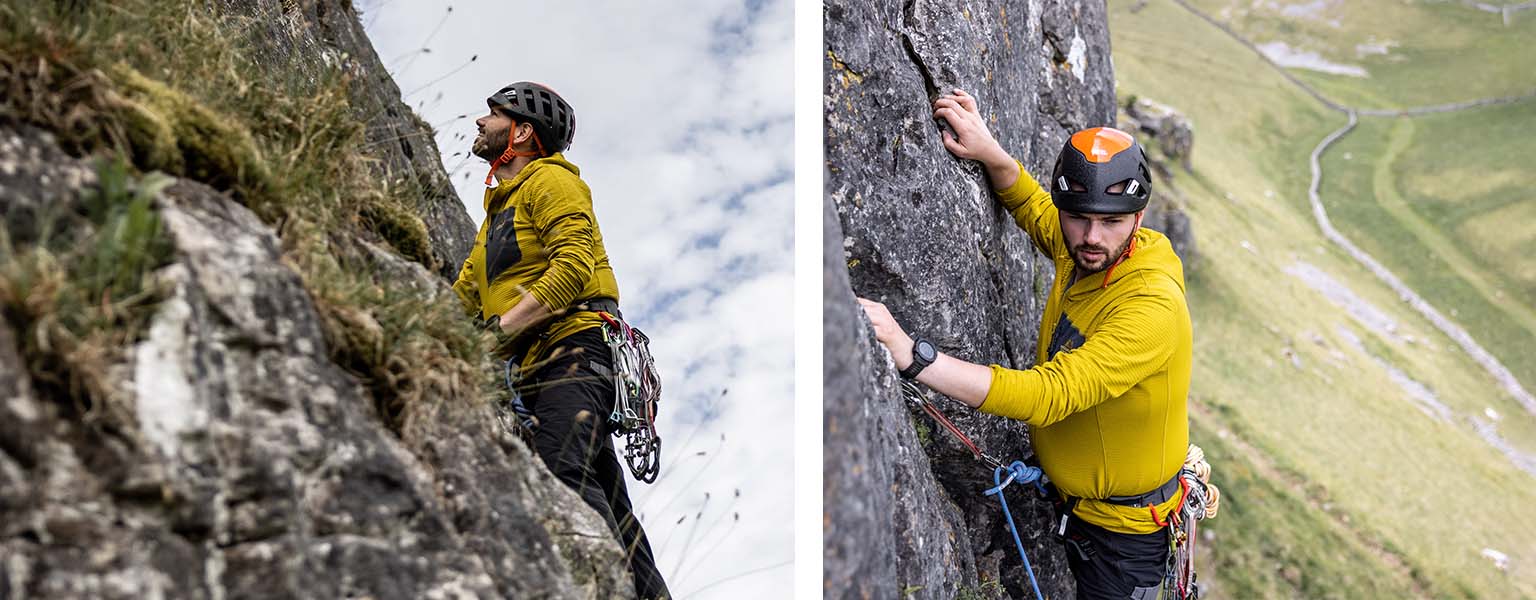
[916,340,937,362]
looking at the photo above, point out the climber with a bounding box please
[859,88,1191,600]
[452,82,670,600]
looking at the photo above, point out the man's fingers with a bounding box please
[935,107,977,136]
[941,131,966,155]
[955,93,978,114]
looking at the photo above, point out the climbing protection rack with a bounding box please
[1164,445,1222,600]
[598,311,663,483]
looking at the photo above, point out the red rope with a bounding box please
[921,401,987,461]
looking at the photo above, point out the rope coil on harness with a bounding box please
[1164,444,1221,599]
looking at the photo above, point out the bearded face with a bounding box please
[1060,210,1140,274]
[1069,229,1134,273]
[471,109,514,162]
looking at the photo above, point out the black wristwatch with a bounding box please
[900,337,938,379]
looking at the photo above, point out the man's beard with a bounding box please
[1070,233,1133,274]
[471,128,508,162]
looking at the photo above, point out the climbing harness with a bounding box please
[596,310,663,483]
[1163,445,1222,600]
[493,303,664,484]
[900,381,1045,600]
[900,381,1223,600]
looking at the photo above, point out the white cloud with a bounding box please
[360,1,794,597]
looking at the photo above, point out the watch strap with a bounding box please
[900,338,935,379]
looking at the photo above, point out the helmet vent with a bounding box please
[1124,180,1140,196]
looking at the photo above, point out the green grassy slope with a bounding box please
[1319,106,1536,404]
[1185,0,1536,108]
[1111,1,1536,597]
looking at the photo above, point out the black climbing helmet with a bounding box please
[1050,127,1152,214]
[486,82,576,154]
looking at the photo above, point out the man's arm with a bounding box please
[857,298,992,407]
[980,294,1180,426]
[859,293,1180,427]
[496,178,597,336]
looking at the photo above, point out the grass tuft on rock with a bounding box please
[0,159,174,423]
[0,0,488,435]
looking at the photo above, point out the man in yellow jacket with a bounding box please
[860,89,1191,599]
[454,82,669,600]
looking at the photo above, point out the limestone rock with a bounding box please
[0,121,630,600]
[1123,96,1195,172]
[1119,97,1198,267]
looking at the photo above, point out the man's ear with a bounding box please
[511,121,534,145]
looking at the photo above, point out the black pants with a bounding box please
[1061,512,1169,600]
[522,327,670,600]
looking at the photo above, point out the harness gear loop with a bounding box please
[597,308,663,483]
[499,358,538,434]
[985,461,1047,600]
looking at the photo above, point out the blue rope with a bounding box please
[985,461,1047,600]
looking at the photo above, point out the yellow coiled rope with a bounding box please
[1183,444,1220,519]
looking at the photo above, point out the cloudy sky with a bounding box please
[358,1,795,597]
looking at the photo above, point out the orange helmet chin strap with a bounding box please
[484,125,550,186]
[1099,212,1144,289]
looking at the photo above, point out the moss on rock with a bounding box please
[108,64,274,200]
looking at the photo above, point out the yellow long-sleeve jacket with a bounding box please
[980,162,1192,535]
[452,154,620,368]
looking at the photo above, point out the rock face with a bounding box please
[0,124,632,599]
[216,0,477,278]
[1120,97,1198,268]
[824,1,1174,598]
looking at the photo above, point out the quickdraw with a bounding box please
[900,380,1003,470]
[499,358,538,435]
[597,311,663,483]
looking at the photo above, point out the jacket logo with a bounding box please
[1048,313,1085,360]
[486,206,522,282]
